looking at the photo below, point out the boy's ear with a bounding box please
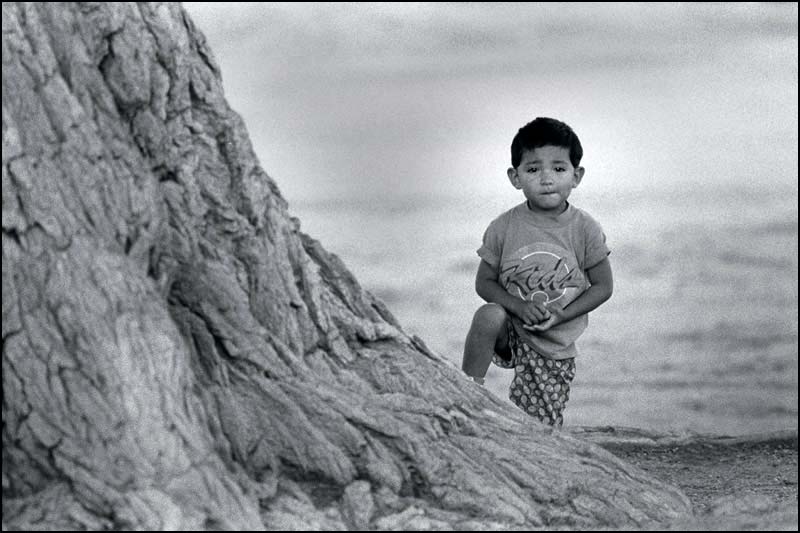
[572,166,585,187]
[507,167,521,189]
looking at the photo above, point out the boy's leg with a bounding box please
[509,342,576,427]
[462,303,510,382]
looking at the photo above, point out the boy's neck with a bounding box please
[526,199,570,218]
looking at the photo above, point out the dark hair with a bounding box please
[510,117,583,168]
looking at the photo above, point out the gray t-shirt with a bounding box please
[477,202,610,359]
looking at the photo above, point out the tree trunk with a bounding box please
[2,3,691,529]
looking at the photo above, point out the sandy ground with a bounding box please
[571,427,798,530]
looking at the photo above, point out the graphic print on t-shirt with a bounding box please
[499,242,585,305]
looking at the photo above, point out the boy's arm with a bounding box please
[475,260,550,325]
[530,257,613,331]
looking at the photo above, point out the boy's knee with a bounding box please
[472,303,508,331]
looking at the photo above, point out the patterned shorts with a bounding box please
[492,323,576,426]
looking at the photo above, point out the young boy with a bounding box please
[461,117,613,426]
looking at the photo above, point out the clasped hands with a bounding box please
[514,297,564,332]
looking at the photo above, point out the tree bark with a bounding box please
[2,3,691,529]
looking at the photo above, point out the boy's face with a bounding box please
[508,145,584,213]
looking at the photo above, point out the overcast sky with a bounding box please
[183,2,798,205]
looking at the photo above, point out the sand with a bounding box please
[571,427,798,530]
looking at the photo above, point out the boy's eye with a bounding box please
[526,168,539,173]
[555,167,566,172]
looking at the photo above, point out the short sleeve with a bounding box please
[476,216,506,269]
[583,215,611,269]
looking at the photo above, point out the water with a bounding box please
[292,185,798,436]
[180,3,798,435]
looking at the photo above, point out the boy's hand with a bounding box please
[526,302,565,332]
[513,297,550,327]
